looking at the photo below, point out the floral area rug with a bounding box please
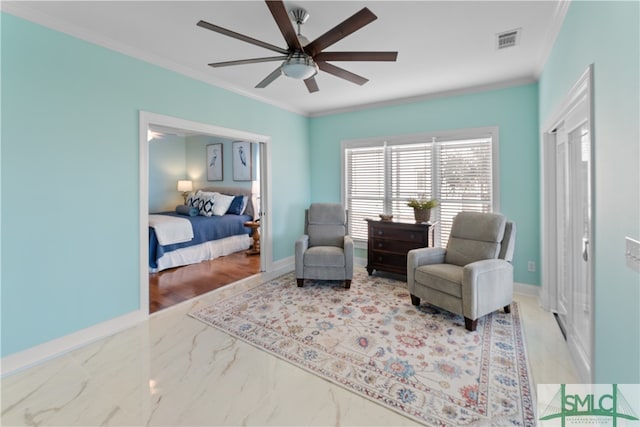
[189,270,535,426]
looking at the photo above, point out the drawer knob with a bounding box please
[377,243,383,248]
[377,231,383,235]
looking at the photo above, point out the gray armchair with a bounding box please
[295,203,354,289]
[407,211,516,331]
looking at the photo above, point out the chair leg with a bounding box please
[344,280,351,289]
[464,317,478,332]
[504,304,511,313]
[410,294,420,306]
[297,279,304,287]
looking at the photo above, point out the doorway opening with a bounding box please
[541,65,594,382]
[139,111,272,315]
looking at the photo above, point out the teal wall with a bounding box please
[539,1,639,383]
[1,13,310,357]
[149,134,187,213]
[4,2,638,385]
[150,134,259,213]
[310,84,540,286]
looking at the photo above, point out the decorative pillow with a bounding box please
[198,190,217,198]
[186,192,202,210]
[227,195,248,215]
[199,192,219,217]
[175,205,198,217]
[212,193,235,216]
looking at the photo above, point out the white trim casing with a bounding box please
[341,127,500,212]
[2,113,275,377]
[540,66,593,311]
[139,110,273,315]
[539,65,595,384]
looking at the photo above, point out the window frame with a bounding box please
[341,127,500,248]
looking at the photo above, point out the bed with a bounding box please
[149,186,256,272]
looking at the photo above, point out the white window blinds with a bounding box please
[345,146,385,242]
[437,139,493,244]
[344,133,496,246]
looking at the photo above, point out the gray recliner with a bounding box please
[407,211,516,331]
[295,203,354,289]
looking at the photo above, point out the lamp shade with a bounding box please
[177,180,193,192]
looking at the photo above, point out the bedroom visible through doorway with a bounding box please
[139,111,272,315]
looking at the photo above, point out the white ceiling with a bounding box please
[3,1,568,116]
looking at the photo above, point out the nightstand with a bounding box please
[244,221,260,256]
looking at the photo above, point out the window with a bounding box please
[343,129,498,246]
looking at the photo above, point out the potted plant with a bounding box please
[407,196,439,223]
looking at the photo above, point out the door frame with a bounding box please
[540,65,595,382]
[139,111,273,316]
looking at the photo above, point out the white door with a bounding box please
[555,126,570,321]
[568,120,592,373]
[554,95,593,380]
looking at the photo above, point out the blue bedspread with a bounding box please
[149,212,252,269]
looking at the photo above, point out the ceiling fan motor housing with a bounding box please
[290,8,310,25]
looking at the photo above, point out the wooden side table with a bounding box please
[366,219,437,276]
[244,221,260,256]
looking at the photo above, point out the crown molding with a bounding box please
[1,1,561,119]
[0,2,308,117]
[533,0,571,78]
[308,76,538,118]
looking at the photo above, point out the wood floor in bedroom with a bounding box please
[149,251,261,313]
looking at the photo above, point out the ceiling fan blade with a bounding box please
[317,61,368,86]
[265,0,303,52]
[304,77,319,93]
[208,56,288,68]
[314,51,398,62]
[197,20,288,55]
[255,66,283,88]
[305,8,377,56]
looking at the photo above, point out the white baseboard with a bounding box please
[1,258,297,378]
[355,256,367,268]
[1,258,536,378]
[514,281,540,297]
[1,309,146,378]
[270,256,294,275]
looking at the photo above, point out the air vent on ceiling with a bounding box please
[496,28,521,50]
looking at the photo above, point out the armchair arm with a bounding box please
[462,259,514,319]
[407,247,446,290]
[344,235,354,279]
[295,235,309,278]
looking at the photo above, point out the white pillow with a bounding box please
[198,190,217,198]
[212,193,235,216]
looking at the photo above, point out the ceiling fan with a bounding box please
[196,0,398,93]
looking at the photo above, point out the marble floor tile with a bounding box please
[1,272,577,426]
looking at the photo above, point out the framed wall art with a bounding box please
[232,141,252,181]
[207,143,223,181]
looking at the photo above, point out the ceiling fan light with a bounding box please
[282,55,318,80]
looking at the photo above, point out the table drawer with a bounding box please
[370,239,423,253]
[371,227,426,243]
[369,251,407,271]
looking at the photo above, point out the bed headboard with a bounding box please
[200,186,257,219]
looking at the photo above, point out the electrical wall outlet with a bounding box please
[528,261,536,272]
[625,237,640,273]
